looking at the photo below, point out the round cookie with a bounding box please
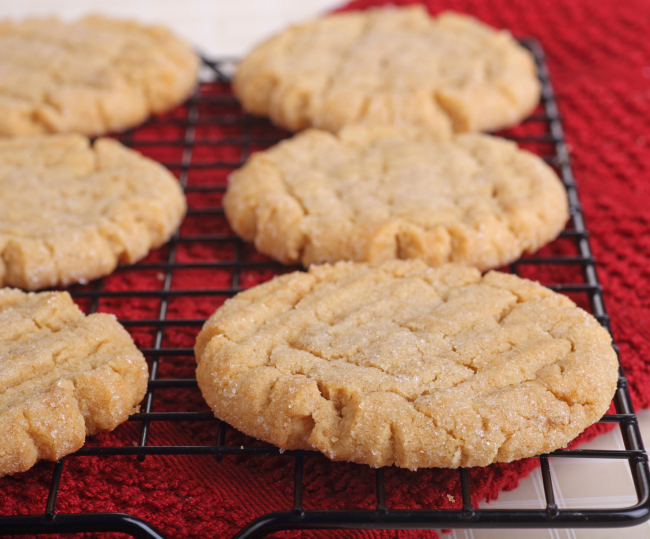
[195,260,619,469]
[224,125,568,270]
[0,288,148,477]
[0,134,186,290]
[0,14,199,136]
[233,6,540,134]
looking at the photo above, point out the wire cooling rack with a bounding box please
[1,40,649,539]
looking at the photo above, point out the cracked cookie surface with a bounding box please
[224,125,568,270]
[0,288,148,477]
[196,260,618,469]
[233,6,540,134]
[0,14,198,136]
[0,134,186,290]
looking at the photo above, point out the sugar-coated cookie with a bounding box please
[234,6,539,134]
[0,288,148,477]
[0,135,186,290]
[0,15,199,136]
[196,260,618,469]
[224,125,567,270]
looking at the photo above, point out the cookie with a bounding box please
[0,14,198,136]
[224,125,568,270]
[195,260,618,469]
[0,134,186,290]
[233,6,540,134]
[0,288,148,477]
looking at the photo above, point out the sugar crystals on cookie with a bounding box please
[234,6,540,134]
[0,288,148,477]
[195,260,618,469]
[0,135,186,290]
[0,14,199,136]
[224,124,568,271]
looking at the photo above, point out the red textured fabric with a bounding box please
[1,1,649,538]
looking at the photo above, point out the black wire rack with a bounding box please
[1,39,649,539]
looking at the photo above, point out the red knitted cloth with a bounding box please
[1,1,649,538]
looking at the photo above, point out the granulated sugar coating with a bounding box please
[224,125,568,270]
[0,14,198,136]
[0,288,148,477]
[0,135,186,290]
[196,260,618,469]
[234,6,539,134]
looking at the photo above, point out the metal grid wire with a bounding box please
[2,40,650,539]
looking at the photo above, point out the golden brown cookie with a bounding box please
[233,6,540,134]
[0,288,148,477]
[0,14,199,136]
[195,260,618,469]
[224,125,568,270]
[0,134,186,290]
